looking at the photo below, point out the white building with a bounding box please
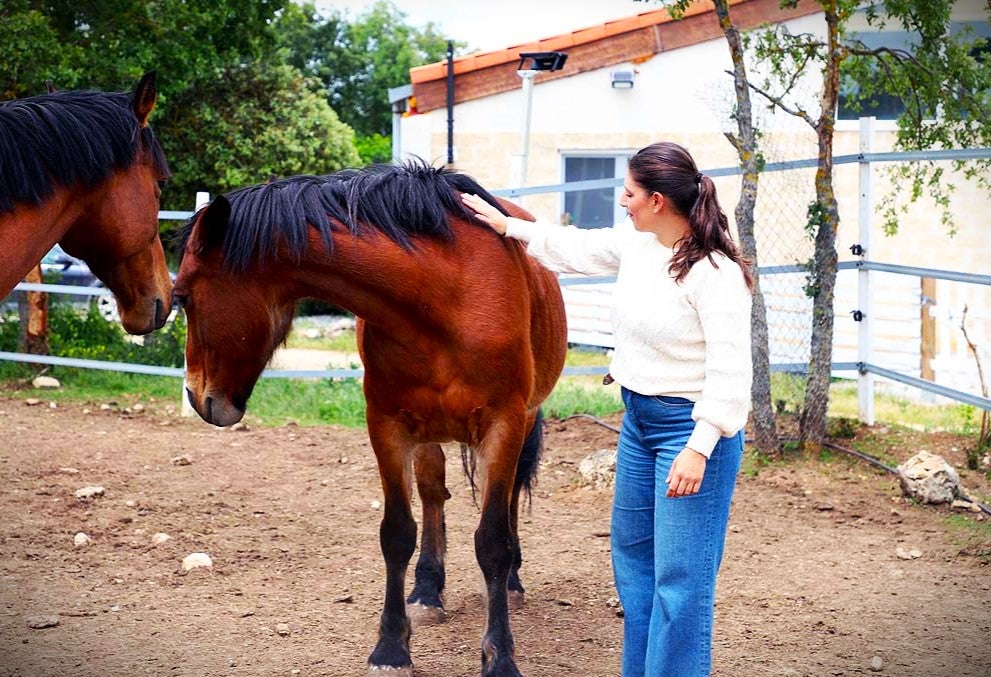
[394,0,991,401]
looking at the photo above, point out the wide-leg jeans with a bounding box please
[611,387,743,677]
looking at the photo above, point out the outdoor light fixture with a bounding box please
[512,51,568,187]
[517,51,568,72]
[611,69,636,89]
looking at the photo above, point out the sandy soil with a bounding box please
[0,397,989,677]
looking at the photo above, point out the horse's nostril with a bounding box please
[204,396,213,424]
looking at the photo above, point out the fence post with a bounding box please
[180,191,210,417]
[857,117,876,425]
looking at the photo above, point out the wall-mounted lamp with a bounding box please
[517,51,568,72]
[610,69,636,89]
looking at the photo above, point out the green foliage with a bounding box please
[157,60,360,212]
[277,0,457,138]
[355,133,393,165]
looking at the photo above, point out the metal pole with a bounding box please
[857,117,876,425]
[510,70,537,188]
[446,40,455,166]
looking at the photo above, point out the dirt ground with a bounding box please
[1,397,989,677]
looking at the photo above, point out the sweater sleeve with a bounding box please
[686,258,753,458]
[505,217,622,275]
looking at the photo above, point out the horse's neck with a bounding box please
[0,189,82,297]
[291,227,463,330]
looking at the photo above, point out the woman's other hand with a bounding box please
[666,448,707,498]
[461,193,509,235]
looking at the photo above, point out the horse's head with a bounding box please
[59,72,173,335]
[174,195,296,427]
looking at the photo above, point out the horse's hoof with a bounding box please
[368,666,414,677]
[407,601,446,626]
[507,589,525,610]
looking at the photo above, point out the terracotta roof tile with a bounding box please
[409,0,753,84]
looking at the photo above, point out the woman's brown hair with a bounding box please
[628,142,754,291]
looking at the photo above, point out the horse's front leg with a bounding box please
[366,417,417,676]
[406,442,449,625]
[476,415,528,677]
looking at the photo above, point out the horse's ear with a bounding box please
[132,71,158,127]
[198,195,231,252]
[45,80,57,94]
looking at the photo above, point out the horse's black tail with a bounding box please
[515,408,544,506]
[459,408,545,507]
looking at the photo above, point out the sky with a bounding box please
[316,0,655,53]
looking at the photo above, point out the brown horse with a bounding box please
[0,72,173,334]
[175,164,567,676]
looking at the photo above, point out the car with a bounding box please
[40,244,98,287]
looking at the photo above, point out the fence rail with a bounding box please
[4,141,991,414]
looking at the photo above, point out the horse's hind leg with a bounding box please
[366,417,417,676]
[475,415,528,677]
[406,442,449,626]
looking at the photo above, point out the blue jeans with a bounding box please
[611,388,743,677]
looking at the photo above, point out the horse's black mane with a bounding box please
[182,162,510,272]
[0,89,170,214]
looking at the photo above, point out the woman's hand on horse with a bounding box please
[461,193,508,235]
[666,448,707,498]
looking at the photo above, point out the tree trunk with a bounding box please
[715,0,780,455]
[799,2,842,450]
[17,264,49,357]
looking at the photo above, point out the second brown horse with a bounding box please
[175,164,567,676]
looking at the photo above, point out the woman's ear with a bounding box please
[651,192,664,213]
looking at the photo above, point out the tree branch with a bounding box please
[745,79,818,129]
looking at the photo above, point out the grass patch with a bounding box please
[544,379,623,419]
[944,513,991,560]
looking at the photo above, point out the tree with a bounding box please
[156,60,361,214]
[745,0,991,448]
[277,1,456,160]
[0,0,290,101]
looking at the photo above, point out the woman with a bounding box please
[461,141,753,677]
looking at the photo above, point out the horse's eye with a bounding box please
[157,180,168,190]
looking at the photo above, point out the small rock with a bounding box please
[26,615,60,629]
[74,486,105,499]
[170,454,193,466]
[181,552,213,572]
[124,500,137,508]
[73,532,92,547]
[276,623,291,636]
[578,448,617,489]
[230,421,248,432]
[333,594,354,604]
[895,547,922,560]
[151,533,171,545]
[897,451,959,504]
[370,500,381,510]
[132,403,145,413]
[82,408,91,415]
[100,404,112,411]
[870,655,884,671]
[605,596,621,609]
[32,376,60,389]
[25,398,42,406]
[48,401,57,409]
[59,467,79,475]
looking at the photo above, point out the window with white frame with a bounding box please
[561,154,629,229]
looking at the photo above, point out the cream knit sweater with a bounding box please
[506,216,753,458]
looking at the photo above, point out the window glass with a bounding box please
[564,157,618,229]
